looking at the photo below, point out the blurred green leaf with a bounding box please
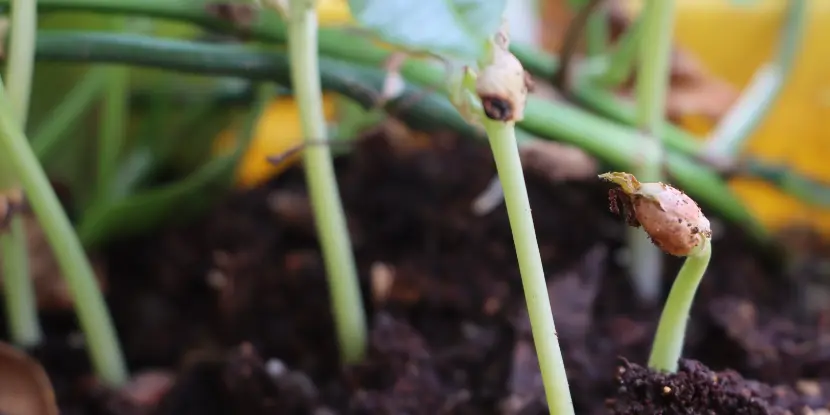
[77,152,236,247]
[347,0,507,60]
[76,83,272,248]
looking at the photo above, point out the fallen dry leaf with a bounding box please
[0,341,58,415]
[519,139,599,182]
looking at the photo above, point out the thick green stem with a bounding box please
[483,118,574,415]
[286,0,367,364]
[1,0,41,348]
[628,0,677,304]
[648,238,712,372]
[0,77,127,384]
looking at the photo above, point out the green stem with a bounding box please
[648,238,712,372]
[6,0,36,125]
[585,6,608,56]
[635,0,676,179]
[286,0,367,365]
[0,217,39,346]
[628,0,677,304]
[1,0,41,348]
[32,68,109,162]
[483,118,574,415]
[702,0,805,161]
[594,14,643,88]
[0,77,127,385]
[97,65,129,202]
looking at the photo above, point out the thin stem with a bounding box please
[6,0,36,124]
[286,0,367,364]
[585,5,608,56]
[594,14,643,88]
[635,0,676,179]
[0,77,128,385]
[97,65,129,202]
[32,68,109,162]
[1,0,41,348]
[483,118,574,415]
[0,217,40,346]
[648,238,712,372]
[628,0,677,304]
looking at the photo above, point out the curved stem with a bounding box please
[484,118,574,415]
[1,0,41,348]
[286,0,367,364]
[648,238,712,372]
[0,77,128,385]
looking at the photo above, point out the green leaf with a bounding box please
[347,0,507,60]
[76,153,237,248]
[76,83,274,248]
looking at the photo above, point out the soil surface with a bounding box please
[18,129,830,414]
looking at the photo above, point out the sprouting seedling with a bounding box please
[450,24,575,415]
[600,171,712,373]
[265,0,368,365]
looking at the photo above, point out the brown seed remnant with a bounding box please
[476,24,531,123]
[599,172,711,257]
[0,341,58,415]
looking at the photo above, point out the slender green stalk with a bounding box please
[32,68,109,162]
[285,0,367,364]
[648,238,712,372]
[97,66,129,202]
[0,76,127,385]
[0,0,41,348]
[628,0,677,304]
[585,5,608,56]
[595,14,644,88]
[484,117,574,414]
[0,215,39,346]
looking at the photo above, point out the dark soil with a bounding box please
[20,129,830,414]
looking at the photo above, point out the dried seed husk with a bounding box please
[600,172,711,256]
